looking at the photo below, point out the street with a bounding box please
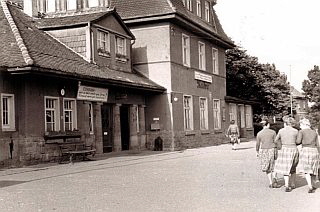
[0,141,319,212]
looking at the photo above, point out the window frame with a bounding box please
[196,0,202,17]
[199,97,208,130]
[63,98,77,131]
[205,1,210,22]
[44,96,60,132]
[198,41,206,71]
[229,103,237,125]
[239,104,245,128]
[213,99,221,130]
[115,36,126,56]
[182,34,190,67]
[212,47,219,74]
[97,30,110,56]
[1,93,15,131]
[245,105,253,128]
[183,95,194,131]
[185,0,192,11]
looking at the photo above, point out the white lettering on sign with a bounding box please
[77,85,108,102]
[194,71,212,83]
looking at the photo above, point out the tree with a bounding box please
[302,65,320,127]
[226,47,291,116]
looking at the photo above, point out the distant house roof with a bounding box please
[111,0,234,47]
[291,86,305,99]
[0,2,164,92]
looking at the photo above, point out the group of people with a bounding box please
[256,116,320,193]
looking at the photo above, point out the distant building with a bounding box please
[291,86,308,120]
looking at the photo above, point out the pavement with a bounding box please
[0,140,319,212]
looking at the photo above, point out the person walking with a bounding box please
[273,116,299,192]
[296,118,320,193]
[256,119,278,188]
[226,120,240,150]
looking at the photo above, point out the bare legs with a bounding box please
[305,173,316,193]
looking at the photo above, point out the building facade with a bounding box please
[111,0,252,150]
[0,0,164,167]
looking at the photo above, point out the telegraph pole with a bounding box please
[290,65,293,116]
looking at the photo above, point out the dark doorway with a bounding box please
[101,104,113,153]
[120,105,130,150]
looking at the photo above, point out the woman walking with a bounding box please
[273,116,299,192]
[226,120,240,150]
[296,118,319,193]
[256,119,278,188]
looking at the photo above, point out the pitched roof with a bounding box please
[0,2,164,92]
[291,86,305,98]
[111,0,233,46]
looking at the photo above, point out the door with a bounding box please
[101,104,113,153]
[120,105,130,150]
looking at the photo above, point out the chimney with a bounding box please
[23,0,38,17]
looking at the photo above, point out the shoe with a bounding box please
[285,187,292,192]
[291,185,296,189]
[272,182,278,188]
[308,188,315,193]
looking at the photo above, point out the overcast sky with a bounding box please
[215,0,320,91]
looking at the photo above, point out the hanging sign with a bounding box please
[77,85,108,102]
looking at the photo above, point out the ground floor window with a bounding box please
[245,105,253,128]
[45,97,60,132]
[239,105,245,128]
[63,98,77,131]
[213,99,221,130]
[1,93,15,131]
[183,95,193,130]
[199,97,208,130]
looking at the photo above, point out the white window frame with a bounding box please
[45,0,56,12]
[182,34,190,67]
[88,0,99,7]
[205,1,210,22]
[213,99,221,130]
[183,95,194,131]
[63,98,77,131]
[199,97,208,130]
[245,105,253,128]
[115,36,126,56]
[45,96,60,132]
[66,0,77,10]
[196,0,202,17]
[88,102,94,134]
[198,41,206,71]
[97,30,110,56]
[186,0,192,11]
[212,47,219,74]
[1,93,15,131]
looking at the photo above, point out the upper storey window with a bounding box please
[116,36,126,56]
[196,0,201,17]
[97,30,110,56]
[183,0,192,11]
[205,1,210,22]
[86,0,110,8]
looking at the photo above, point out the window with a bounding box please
[115,36,126,56]
[185,0,192,11]
[182,34,190,66]
[229,103,237,124]
[213,99,221,130]
[199,97,208,130]
[89,0,99,7]
[239,105,245,128]
[205,1,210,22]
[45,97,60,132]
[63,99,77,131]
[196,0,201,17]
[1,94,15,131]
[88,103,94,134]
[45,0,56,12]
[66,0,76,10]
[245,105,253,128]
[198,42,206,70]
[97,30,110,55]
[183,95,193,130]
[212,48,218,74]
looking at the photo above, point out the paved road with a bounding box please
[0,141,319,212]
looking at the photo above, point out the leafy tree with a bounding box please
[226,47,291,116]
[302,65,320,128]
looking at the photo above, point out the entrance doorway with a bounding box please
[101,104,113,153]
[120,105,130,150]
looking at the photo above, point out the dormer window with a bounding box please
[205,1,210,22]
[85,0,110,8]
[97,30,110,56]
[115,36,126,56]
[184,0,192,11]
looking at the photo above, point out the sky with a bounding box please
[215,0,320,91]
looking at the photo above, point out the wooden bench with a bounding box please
[58,142,96,164]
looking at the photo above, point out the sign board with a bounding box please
[77,85,108,102]
[194,71,212,83]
